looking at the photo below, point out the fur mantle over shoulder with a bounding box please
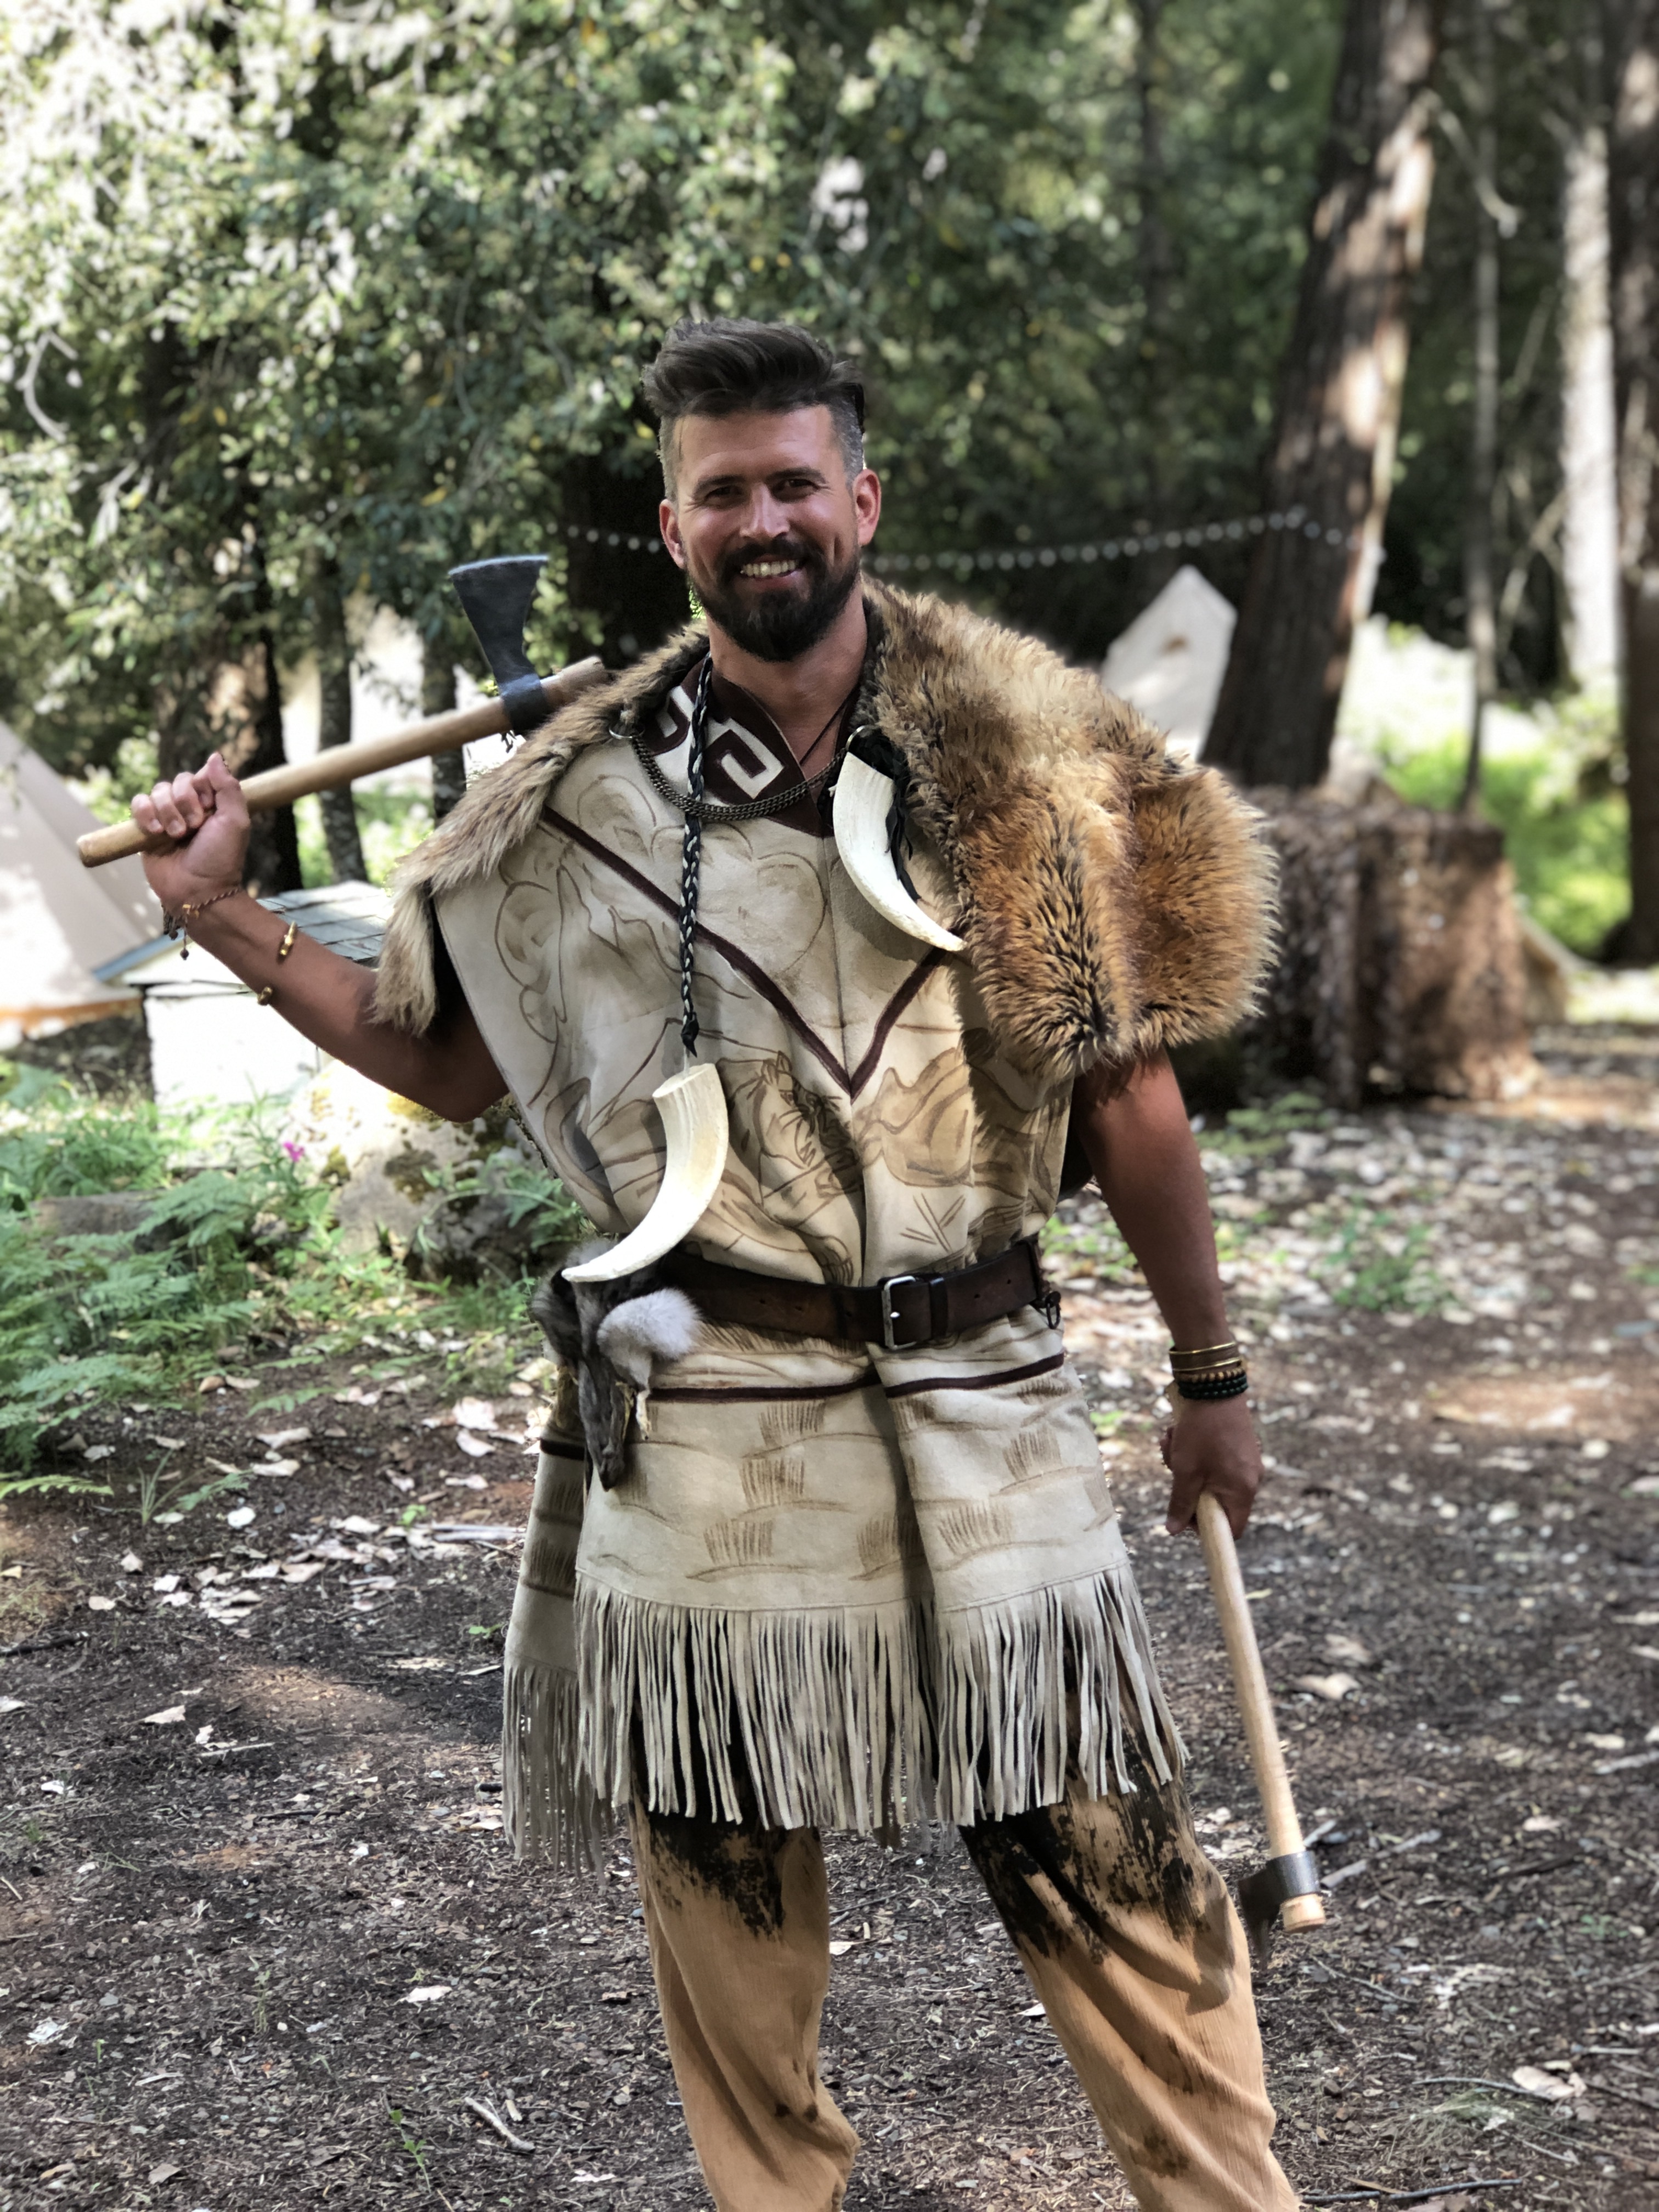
[375,582,1274,1086]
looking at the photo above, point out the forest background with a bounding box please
[0,0,1646,950]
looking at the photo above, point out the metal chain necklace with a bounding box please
[653,662,865,1056]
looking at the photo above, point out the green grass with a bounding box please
[0,1070,588,1481]
[1379,709,1628,956]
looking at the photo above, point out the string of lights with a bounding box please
[557,504,1361,574]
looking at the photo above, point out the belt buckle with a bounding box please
[879,1273,922,1351]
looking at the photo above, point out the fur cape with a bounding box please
[375,582,1275,1087]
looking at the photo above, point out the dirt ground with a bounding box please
[6,1029,1659,2211]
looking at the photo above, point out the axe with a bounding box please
[77,556,604,869]
[1195,1491,1327,1964]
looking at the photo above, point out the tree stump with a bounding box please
[1232,792,1537,1108]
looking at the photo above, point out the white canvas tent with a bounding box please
[1099,565,1237,757]
[0,719,158,1048]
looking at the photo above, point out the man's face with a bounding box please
[659,406,882,662]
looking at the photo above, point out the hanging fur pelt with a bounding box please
[531,1246,702,1489]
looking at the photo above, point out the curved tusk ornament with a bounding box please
[563,1061,730,1284]
[832,754,965,955]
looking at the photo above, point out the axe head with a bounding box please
[449,555,558,736]
[1235,1848,1323,1969]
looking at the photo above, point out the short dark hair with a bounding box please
[641,318,866,499]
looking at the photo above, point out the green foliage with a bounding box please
[1381,720,1629,956]
[295,786,434,891]
[0,1072,171,1204]
[1041,1206,1141,1285]
[1312,1204,1444,1316]
[0,0,1340,775]
[1200,1092,1333,1159]
[0,1082,581,1472]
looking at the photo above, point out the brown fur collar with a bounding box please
[375,582,1274,1084]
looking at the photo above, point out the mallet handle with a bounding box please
[1196,1492,1327,1935]
[75,657,607,870]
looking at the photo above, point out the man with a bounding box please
[133,318,1293,2212]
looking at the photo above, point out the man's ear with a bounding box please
[659,496,687,571]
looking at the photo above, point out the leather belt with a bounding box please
[657,1235,1059,1352]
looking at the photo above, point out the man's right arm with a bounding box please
[132,755,507,1122]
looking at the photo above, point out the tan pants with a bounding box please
[628,1740,1299,2212]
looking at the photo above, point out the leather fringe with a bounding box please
[500,1658,611,1872]
[564,1569,1183,1836]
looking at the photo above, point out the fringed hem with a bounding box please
[573,1568,1183,1836]
[502,1658,611,1871]
[932,1566,1184,1825]
[578,1585,935,1832]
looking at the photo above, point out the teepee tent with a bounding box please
[0,719,158,1048]
[1099,565,1237,757]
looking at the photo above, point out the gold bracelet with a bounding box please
[256,984,275,1007]
[275,921,298,963]
[1170,1340,1241,1369]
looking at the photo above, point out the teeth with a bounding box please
[740,558,799,577]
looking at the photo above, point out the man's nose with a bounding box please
[738,486,793,540]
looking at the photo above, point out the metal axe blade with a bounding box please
[449,555,558,737]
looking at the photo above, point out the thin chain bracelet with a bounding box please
[163,883,245,961]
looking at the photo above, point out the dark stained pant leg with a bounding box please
[628,1798,861,2212]
[961,1762,1300,2212]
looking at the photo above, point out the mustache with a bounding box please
[718,537,825,585]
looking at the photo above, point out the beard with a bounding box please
[690,534,862,663]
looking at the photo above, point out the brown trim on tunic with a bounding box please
[540,806,943,1098]
[647,1368,881,1406]
[882,1351,1066,1400]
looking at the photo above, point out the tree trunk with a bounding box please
[1132,0,1178,585]
[1459,0,1500,812]
[313,555,368,883]
[1204,0,1442,789]
[425,634,466,821]
[154,627,302,896]
[1562,110,1622,689]
[1609,0,1659,957]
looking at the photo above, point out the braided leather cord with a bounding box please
[631,729,849,825]
[676,657,712,1053]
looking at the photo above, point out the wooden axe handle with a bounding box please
[76,657,608,869]
[1196,1492,1326,1935]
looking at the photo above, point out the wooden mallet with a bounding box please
[1195,1489,1327,1963]
[77,556,605,870]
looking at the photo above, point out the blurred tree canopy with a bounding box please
[0,0,1613,808]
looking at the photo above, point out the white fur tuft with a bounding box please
[593,1289,703,1387]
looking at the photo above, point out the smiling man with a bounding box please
[132,319,1291,2212]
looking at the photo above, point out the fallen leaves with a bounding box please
[1297,1671,1361,1701]
[142,1703,187,1725]
[402,1984,450,2005]
[1511,2063,1587,2102]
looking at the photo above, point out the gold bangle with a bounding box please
[1170,1340,1239,1361]
[256,984,275,1007]
[275,921,298,963]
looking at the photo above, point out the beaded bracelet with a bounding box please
[1174,1368,1250,1401]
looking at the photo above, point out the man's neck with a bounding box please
[704,589,868,774]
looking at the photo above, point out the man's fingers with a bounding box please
[145,780,191,840]
[1164,1462,1205,1536]
[201,750,250,822]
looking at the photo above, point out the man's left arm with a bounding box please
[1070,1051,1262,1538]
